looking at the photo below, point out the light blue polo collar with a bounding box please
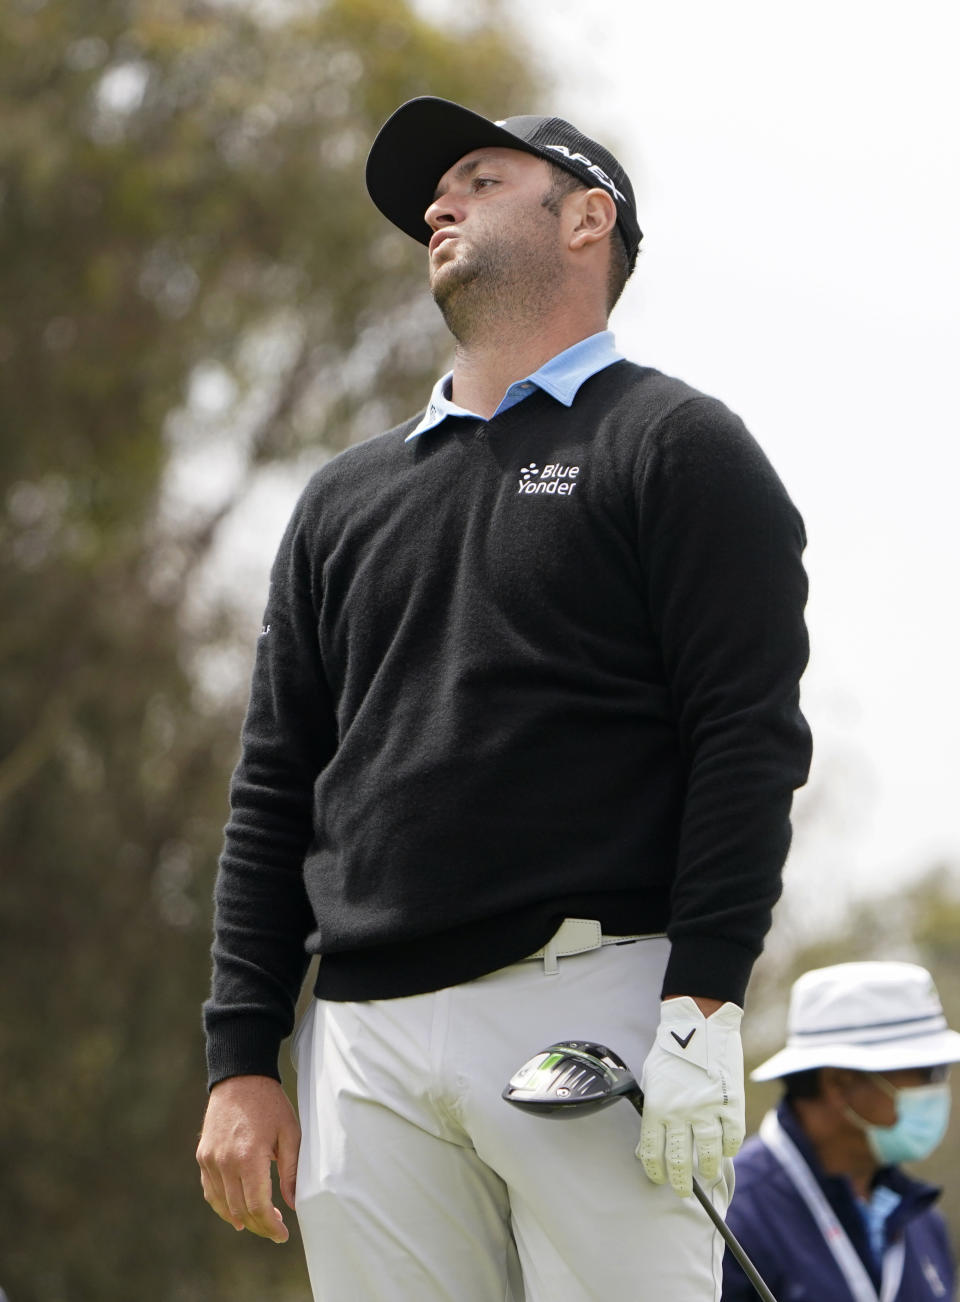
[405,330,623,441]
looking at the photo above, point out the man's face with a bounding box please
[423,146,568,338]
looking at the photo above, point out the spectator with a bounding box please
[723,961,960,1301]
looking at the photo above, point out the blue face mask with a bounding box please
[852,1078,952,1165]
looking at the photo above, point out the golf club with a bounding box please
[503,1040,777,1302]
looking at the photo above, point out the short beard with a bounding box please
[430,246,496,343]
[430,198,564,344]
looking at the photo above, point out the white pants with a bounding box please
[293,937,730,1301]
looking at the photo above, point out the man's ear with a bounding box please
[567,187,618,251]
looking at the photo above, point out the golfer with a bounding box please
[197,96,812,1301]
[723,961,960,1301]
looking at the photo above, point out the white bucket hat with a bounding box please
[751,960,960,1081]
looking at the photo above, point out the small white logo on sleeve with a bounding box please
[517,463,580,496]
[921,1256,947,1297]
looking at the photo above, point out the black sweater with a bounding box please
[204,362,812,1087]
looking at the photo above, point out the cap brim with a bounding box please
[365,97,546,247]
[750,1028,960,1081]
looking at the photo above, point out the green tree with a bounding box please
[0,2,540,1297]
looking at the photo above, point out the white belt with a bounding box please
[525,918,664,974]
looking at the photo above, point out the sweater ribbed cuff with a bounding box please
[661,934,757,1008]
[205,1014,285,1092]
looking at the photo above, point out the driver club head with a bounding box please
[502,1039,780,1302]
[502,1040,645,1117]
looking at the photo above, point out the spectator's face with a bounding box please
[844,1065,948,1127]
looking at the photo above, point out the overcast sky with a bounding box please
[412,0,959,925]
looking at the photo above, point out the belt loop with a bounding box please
[542,934,560,975]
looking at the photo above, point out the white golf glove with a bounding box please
[637,996,745,1198]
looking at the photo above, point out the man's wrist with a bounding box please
[664,994,724,1017]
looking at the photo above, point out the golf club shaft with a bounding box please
[625,1097,777,1302]
[689,1177,776,1302]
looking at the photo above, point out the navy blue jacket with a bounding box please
[723,1102,955,1301]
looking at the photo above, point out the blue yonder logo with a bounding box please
[517,463,580,496]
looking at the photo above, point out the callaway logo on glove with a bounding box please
[637,996,745,1198]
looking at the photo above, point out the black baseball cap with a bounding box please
[365,96,642,271]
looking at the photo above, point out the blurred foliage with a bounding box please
[743,862,960,1262]
[0,0,539,1297]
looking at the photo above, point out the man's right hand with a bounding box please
[196,1074,301,1243]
